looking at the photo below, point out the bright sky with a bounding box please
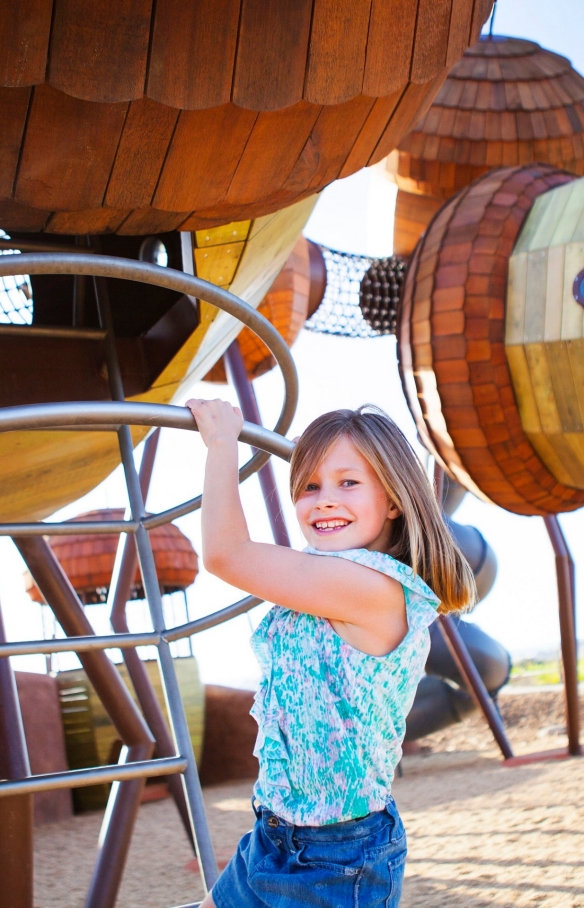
[1,0,583,689]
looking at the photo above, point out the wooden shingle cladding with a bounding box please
[0,0,492,235]
[398,163,584,516]
[390,35,584,254]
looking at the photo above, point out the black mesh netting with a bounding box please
[0,232,33,325]
[304,246,406,338]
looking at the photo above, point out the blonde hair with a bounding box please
[290,406,476,614]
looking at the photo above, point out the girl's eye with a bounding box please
[305,483,319,492]
[341,480,358,487]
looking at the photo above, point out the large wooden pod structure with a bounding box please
[0,0,493,236]
[389,35,584,255]
[398,163,584,516]
[25,509,198,603]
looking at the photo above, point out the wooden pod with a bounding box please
[506,176,584,489]
[398,164,584,516]
[205,236,311,382]
[390,35,584,255]
[0,0,492,235]
[25,509,198,603]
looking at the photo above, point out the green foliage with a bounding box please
[508,658,584,686]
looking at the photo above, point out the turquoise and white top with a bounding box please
[250,547,440,827]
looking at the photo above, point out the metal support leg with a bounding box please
[108,429,196,847]
[95,277,218,892]
[225,342,291,547]
[0,604,33,908]
[433,463,513,760]
[12,536,154,908]
[544,515,580,757]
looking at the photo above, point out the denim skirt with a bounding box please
[211,798,407,908]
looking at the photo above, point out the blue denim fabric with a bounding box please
[211,798,407,908]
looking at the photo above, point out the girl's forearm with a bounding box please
[201,437,251,573]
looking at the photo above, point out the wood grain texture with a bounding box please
[48,0,153,103]
[147,0,241,110]
[0,0,53,88]
[411,0,453,84]
[0,88,32,199]
[15,84,127,210]
[304,0,372,105]
[363,0,418,96]
[392,34,584,253]
[232,0,313,111]
[398,163,584,515]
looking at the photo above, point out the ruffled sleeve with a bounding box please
[303,546,440,632]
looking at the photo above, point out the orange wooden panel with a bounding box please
[304,0,372,105]
[232,0,313,111]
[115,209,192,235]
[15,84,127,210]
[0,88,32,199]
[153,105,258,212]
[411,0,453,84]
[339,93,402,177]
[363,0,417,96]
[46,209,127,234]
[0,199,49,232]
[371,75,449,165]
[147,0,241,110]
[446,0,475,67]
[0,0,53,88]
[48,0,152,103]
[105,98,179,209]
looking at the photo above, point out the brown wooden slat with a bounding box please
[469,0,494,45]
[446,0,474,67]
[411,0,453,84]
[46,209,128,234]
[232,0,313,111]
[304,0,372,105]
[147,0,241,110]
[371,74,448,165]
[339,93,403,178]
[226,103,321,205]
[0,199,50,232]
[153,105,258,212]
[48,0,152,103]
[105,98,179,209]
[0,88,32,199]
[116,208,192,235]
[15,85,128,210]
[362,0,418,97]
[0,0,53,88]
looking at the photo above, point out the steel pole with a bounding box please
[12,536,154,908]
[95,278,218,893]
[0,604,33,908]
[108,429,196,847]
[543,516,580,756]
[225,342,291,547]
[433,464,513,760]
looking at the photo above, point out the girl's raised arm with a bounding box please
[186,399,407,654]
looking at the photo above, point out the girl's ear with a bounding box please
[387,501,401,520]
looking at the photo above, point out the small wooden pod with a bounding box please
[25,508,198,603]
[390,35,584,256]
[398,163,584,516]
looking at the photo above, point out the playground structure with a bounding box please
[0,4,582,907]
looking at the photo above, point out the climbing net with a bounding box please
[0,231,33,325]
[304,246,406,338]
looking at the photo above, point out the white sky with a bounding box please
[1,0,583,689]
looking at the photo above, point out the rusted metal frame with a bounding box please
[107,429,196,848]
[12,535,155,908]
[0,605,33,908]
[0,756,187,799]
[225,342,291,547]
[543,515,580,757]
[95,277,219,894]
[433,463,514,760]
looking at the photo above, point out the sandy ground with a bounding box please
[34,690,584,908]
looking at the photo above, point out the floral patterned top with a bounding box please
[250,547,440,826]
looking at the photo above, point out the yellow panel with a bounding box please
[561,242,584,340]
[543,243,564,342]
[194,240,246,286]
[544,433,584,488]
[524,342,562,434]
[194,221,251,247]
[567,338,584,426]
[505,345,541,434]
[505,252,528,344]
[527,431,584,488]
[524,249,547,343]
[546,341,583,432]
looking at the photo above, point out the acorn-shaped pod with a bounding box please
[389,35,584,256]
[398,163,584,516]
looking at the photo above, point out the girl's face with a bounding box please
[295,435,400,552]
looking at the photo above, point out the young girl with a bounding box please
[186,399,475,908]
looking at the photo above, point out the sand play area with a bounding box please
[34,690,583,908]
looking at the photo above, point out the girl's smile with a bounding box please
[296,436,401,552]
